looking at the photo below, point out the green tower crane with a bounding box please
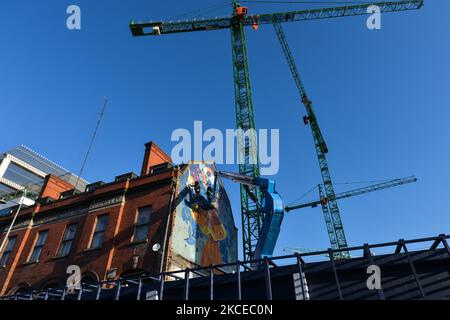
[129,0,423,261]
[273,21,350,257]
[285,176,417,212]
[284,176,417,257]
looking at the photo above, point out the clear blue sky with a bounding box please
[0,1,448,258]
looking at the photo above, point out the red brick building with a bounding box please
[0,142,237,296]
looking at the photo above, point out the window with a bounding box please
[57,224,77,257]
[28,230,48,262]
[89,215,108,249]
[0,236,16,267]
[133,207,151,242]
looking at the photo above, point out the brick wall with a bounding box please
[140,142,172,176]
[39,174,75,200]
[0,142,178,295]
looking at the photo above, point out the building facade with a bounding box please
[0,142,237,296]
[0,145,88,216]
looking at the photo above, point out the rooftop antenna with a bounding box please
[74,97,108,191]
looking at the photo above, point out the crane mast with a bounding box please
[129,0,423,261]
[230,1,263,261]
[274,22,349,258]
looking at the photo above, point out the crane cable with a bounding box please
[287,177,406,206]
[169,0,377,22]
[286,184,318,206]
[333,178,399,185]
[169,1,232,21]
[241,1,380,4]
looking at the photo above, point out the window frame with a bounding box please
[89,214,109,249]
[56,223,78,257]
[0,236,17,267]
[132,206,152,243]
[28,230,49,263]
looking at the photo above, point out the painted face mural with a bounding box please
[168,162,237,272]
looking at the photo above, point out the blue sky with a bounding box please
[0,1,448,258]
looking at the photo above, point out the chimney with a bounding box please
[39,174,75,200]
[141,142,172,176]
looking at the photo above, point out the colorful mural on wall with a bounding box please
[167,162,238,272]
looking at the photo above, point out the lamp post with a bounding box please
[0,191,26,254]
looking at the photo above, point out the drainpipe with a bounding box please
[158,178,177,275]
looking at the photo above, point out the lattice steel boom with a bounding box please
[285,176,417,254]
[273,21,349,257]
[285,176,417,212]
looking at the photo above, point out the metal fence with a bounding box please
[1,234,449,300]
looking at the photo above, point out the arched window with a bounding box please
[7,283,32,296]
[40,279,64,291]
[81,271,99,286]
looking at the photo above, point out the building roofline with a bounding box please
[0,166,178,225]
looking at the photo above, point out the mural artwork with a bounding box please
[168,162,237,272]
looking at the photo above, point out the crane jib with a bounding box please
[247,0,423,26]
[285,176,417,213]
[130,0,423,36]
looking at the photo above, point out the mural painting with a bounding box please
[167,162,238,273]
